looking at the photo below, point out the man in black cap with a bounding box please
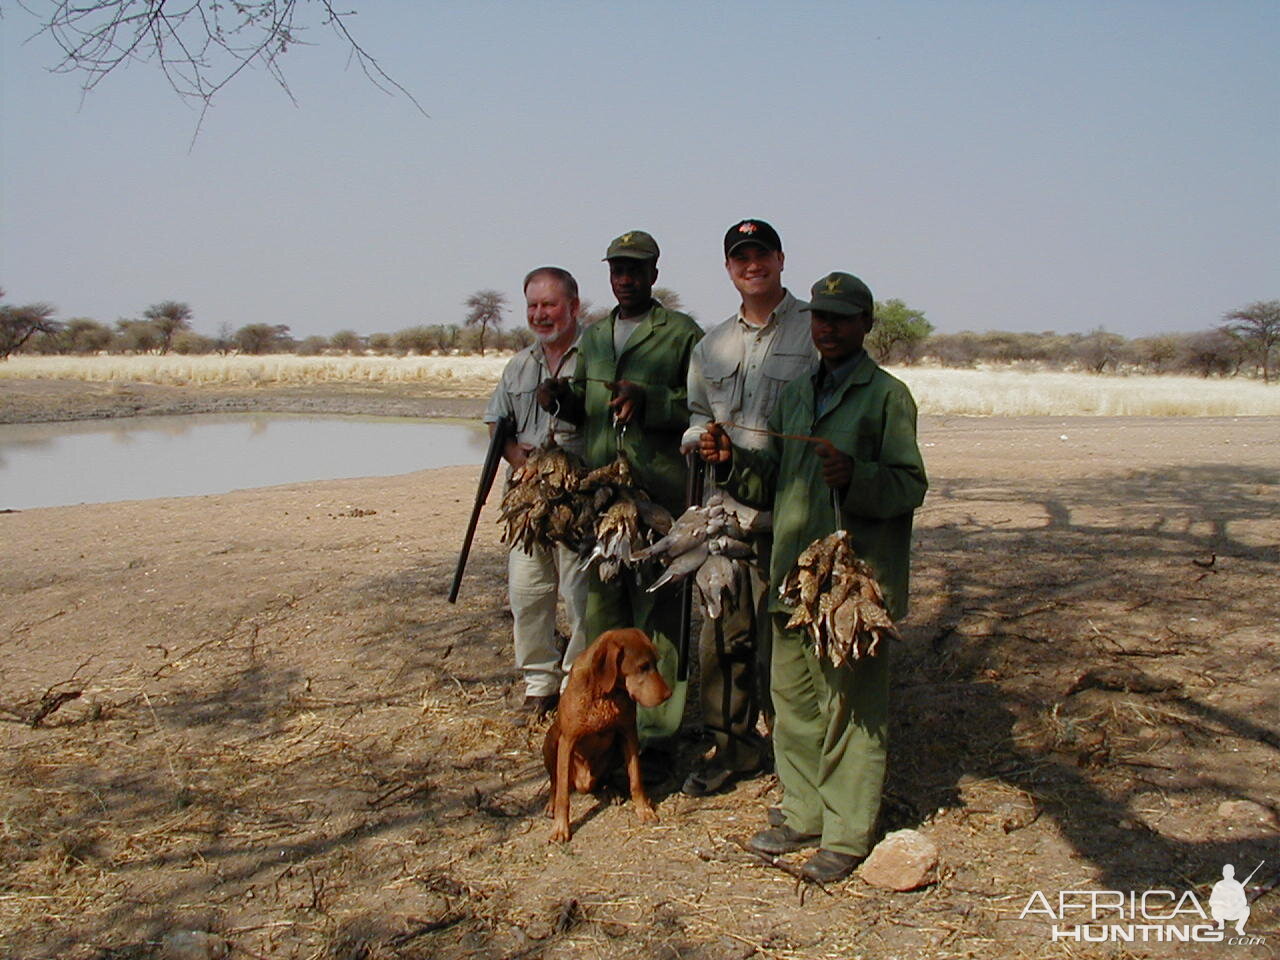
[539,230,703,744]
[678,219,815,796]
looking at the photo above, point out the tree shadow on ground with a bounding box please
[890,461,1279,903]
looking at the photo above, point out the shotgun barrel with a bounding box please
[676,452,706,682]
[448,415,515,604]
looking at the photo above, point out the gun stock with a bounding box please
[448,415,514,604]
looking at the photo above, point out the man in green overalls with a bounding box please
[539,230,703,746]
[699,271,927,882]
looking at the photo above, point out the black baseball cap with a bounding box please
[724,219,782,258]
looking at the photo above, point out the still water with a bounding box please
[0,414,490,510]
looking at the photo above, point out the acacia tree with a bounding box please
[114,318,161,352]
[23,1,421,125]
[329,329,364,353]
[236,323,292,354]
[1074,327,1128,374]
[392,326,441,355]
[1132,334,1182,374]
[866,299,933,365]
[577,298,611,326]
[1222,300,1280,384]
[0,291,60,359]
[43,318,114,354]
[1181,329,1241,378]
[652,286,691,317]
[143,300,193,354]
[464,290,507,357]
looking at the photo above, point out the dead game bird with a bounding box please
[780,530,899,664]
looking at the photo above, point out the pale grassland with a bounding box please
[892,367,1280,417]
[3,354,1279,417]
[0,353,512,392]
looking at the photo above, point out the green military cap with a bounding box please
[800,271,874,317]
[603,230,660,261]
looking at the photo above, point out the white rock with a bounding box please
[860,828,939,891]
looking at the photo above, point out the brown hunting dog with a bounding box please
[543,628,672,843]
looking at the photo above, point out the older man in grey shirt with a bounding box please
[679,220,816,795]
[484,266,589,723]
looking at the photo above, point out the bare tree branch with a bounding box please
[17,0,426,136]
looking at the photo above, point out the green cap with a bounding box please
[800,272,874,317]
[603,230,660,261]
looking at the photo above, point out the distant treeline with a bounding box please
[26,320,539,359]
[3,293,1277,381]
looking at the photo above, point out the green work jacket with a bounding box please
[571,302,704,514]
[724,351,927,620]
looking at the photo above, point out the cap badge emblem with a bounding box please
[738,222,758,234]
[824,276,842,294]
[620,232,634,244]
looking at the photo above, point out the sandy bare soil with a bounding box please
[1,381,1277,959]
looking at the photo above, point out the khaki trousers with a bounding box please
[508,542,589,696]
[771,614,889,857]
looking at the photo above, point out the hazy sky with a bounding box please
[2,1,1277,340]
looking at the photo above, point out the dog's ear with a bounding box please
[587,631,621,697]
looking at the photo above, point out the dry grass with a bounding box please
[2,355,1279,417]
[0,354,513,389]
[895,366,1280,417]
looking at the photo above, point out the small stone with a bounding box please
[1217,800,1278,828]
[860,828,939,891]
[161,930,229,960]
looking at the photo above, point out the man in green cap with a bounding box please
[538,230,703,746]
[698,271,927,882]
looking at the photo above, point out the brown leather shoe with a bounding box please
[747,824,820,855]
[800,848,862,883]
[513,693,559,725]
[682,760,761,797]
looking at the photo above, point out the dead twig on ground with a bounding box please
[367,781,433,810]
[24,654,99,727]
[1247,864,1280,905]
[387,910,468,947]
[962,601,1061,622]
[28,689,82,727]
[11,609,68,635]
[730,837,835,904]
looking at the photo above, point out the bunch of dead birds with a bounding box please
[779,530,899,665]
[578,454,673,581]
[498,446,673,582]
[498,443,596,553]
[500,447,766,612]
[631,491,754,616]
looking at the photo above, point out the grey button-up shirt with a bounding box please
[683,291,816,529]
[483,333,584,459]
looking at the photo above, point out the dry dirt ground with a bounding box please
[1,381,1277,960]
